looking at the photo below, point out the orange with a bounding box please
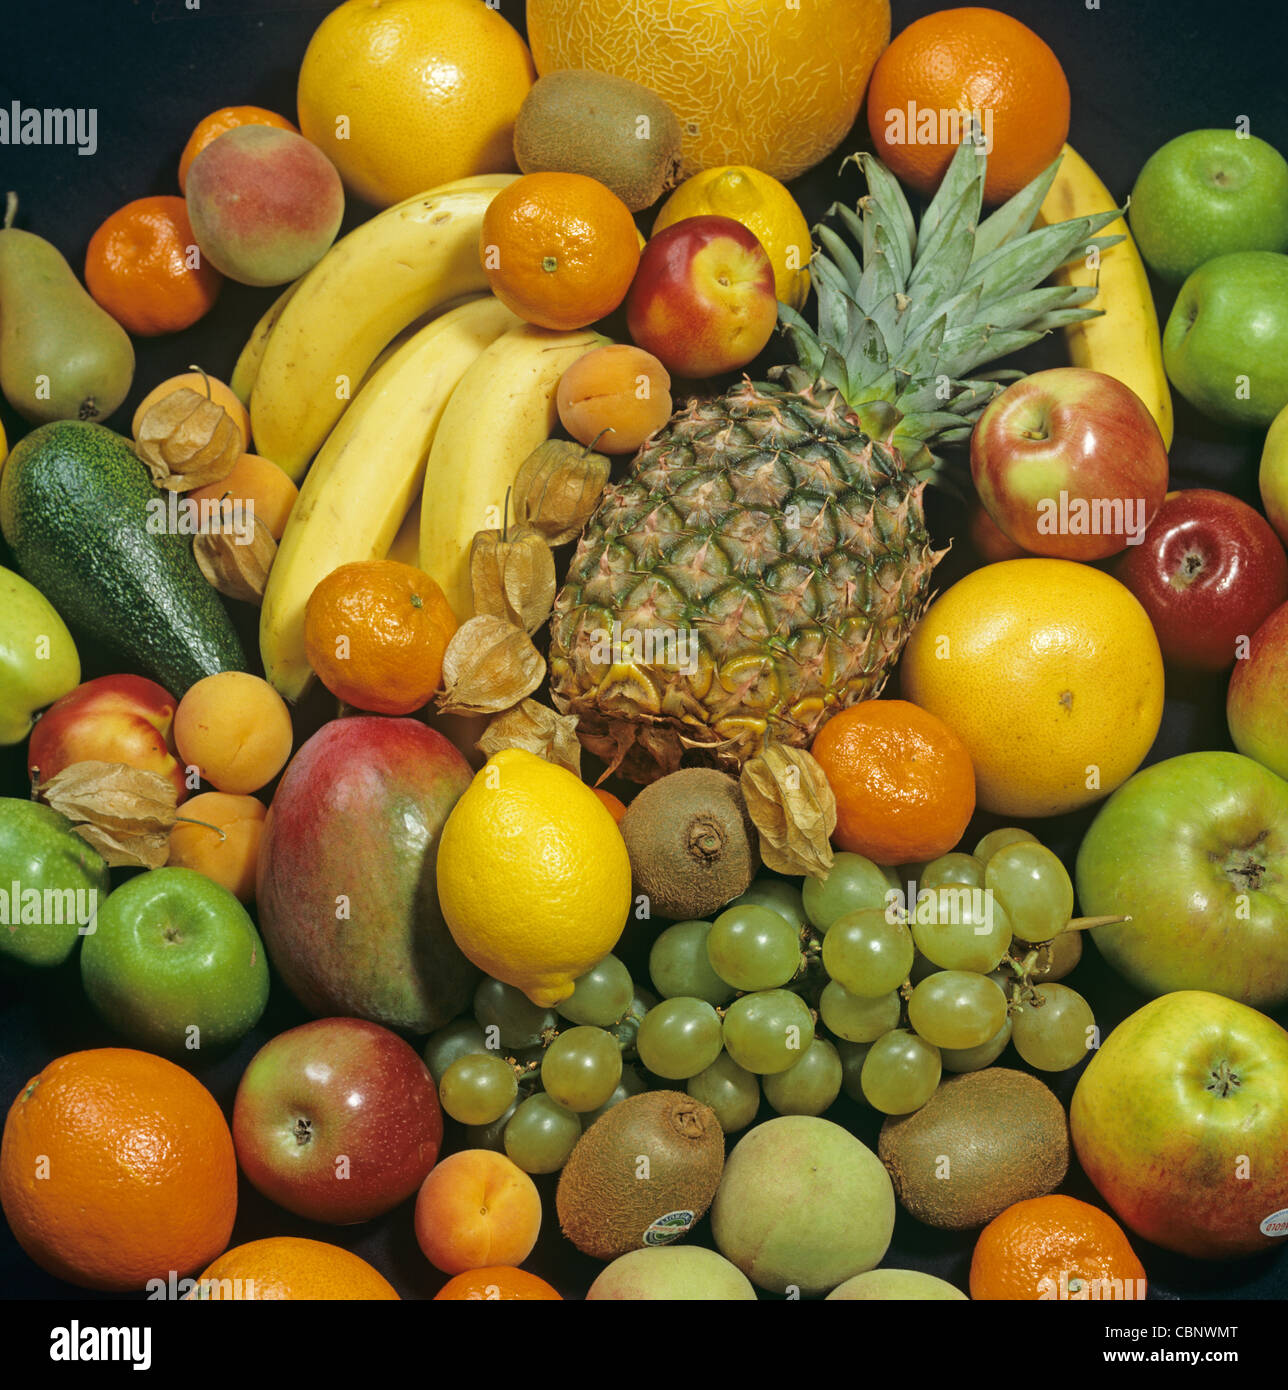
[970,1195,1147,1301]
[481,173,639,331]
[85,196,222,336]
[434,1266,563,1301]
[296,0,535,208]
[811,699,975,866]
[527,0,890,182]
[191,1237,398,1300]
[304,559,458,716]
[0,1048,237,1291]
[899,559,1164,819]
[178,105,298,193]
[414,1149,542,1274]
[866,7,1070,204]
[593,788,628,823]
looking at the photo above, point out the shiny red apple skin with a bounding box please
[232,1017,443,1225]
[1118,489,1288,672]
[28,672,188,803]
[1228,600,1288,781]
[625,215,777,379]
[970,367,1169,560]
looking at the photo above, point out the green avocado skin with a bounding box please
[0,420,247,695]
[0,798,110,968]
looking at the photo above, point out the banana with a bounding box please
[419,323,607,619]
[260,295,522,701]
[387,497,422,569]
[1037,143,1174,449]
[250,172,517,480]
[229,278,301,407]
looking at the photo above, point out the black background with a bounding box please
[1,0,1287,1315]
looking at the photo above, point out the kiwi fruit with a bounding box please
[619,768,758,921]
[513,70,683,212]
[877,1068,1069,1230]
[556,1089,725,1260]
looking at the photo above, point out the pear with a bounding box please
[0,193,134,424]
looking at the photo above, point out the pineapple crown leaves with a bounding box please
[776,139,1125,474]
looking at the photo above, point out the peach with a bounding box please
[185,125,345,287]
[169,792,266,902]
[174,672,293,795]
[133,371,251,455]
[413,1150,541,1275]
[556,344,673,455]
[186,453,298,540]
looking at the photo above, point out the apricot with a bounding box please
[186,452,298,540]
[133,371,251,454]
[168,792,266,902]
[174,672,293,795]
[413,1150,541,1275]
[185,125,345,287]
[556,344,672,455]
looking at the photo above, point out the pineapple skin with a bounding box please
[549,377,940,784]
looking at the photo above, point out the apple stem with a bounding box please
[1064,914,1132,932]
[174,815,227,841]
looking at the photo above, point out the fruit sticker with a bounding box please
[642,1210,696,1247]
[1260,1210,1288,1238]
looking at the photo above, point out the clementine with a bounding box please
[191,1237,398,1300]
[178,105,298,193]
[434,1266,563,1300]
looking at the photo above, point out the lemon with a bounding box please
[436,749,632,1006]
[652,165,812,309]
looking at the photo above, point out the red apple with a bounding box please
[233,1017,442,1224]
[1228,599,1288,780]
[28,673,188,802]
[626,215,777,378]
[1118,488,1288,671]
[970,367,1169,560]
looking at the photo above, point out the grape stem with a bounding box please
[1064,914,1132,932]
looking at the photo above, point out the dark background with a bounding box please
[1,0,1287,1308]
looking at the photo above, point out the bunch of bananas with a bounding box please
[236,172,604,702]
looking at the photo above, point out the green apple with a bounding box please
[1163,251,1288,428]
[1076,750,1288,1009]
[80,865,269,1053]
[1129,129,1288,282]
[1071,991,1288,1259]
[0,565,79,745]
[0,798,108,967]
[1258,402,1288,546]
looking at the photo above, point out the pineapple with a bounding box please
[549,143,1122,783]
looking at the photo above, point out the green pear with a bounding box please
[0,193,134,424]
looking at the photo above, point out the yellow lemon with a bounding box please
[436,748,632,1005]
[296,0,535,209]
[900,559,1164,818]
[652,166,812,310]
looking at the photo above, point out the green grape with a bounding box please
[557,953,635,1026]
[973,826,1039,863]
[803,852,900,934]
[439,1052,519,1126]
[687,1050,761,1133]
[473,976,558,1049]
[503,1093,582,1173]
[762,1038,843,1117]
[939,1016,1013,1073]
[985,842,1073,944]
[607,986,656,1058]
[636,997,723,1079]
[540,1025,623,1111]
[648,921,735,1006]
[821,908,914,997]
[860,1029,941,1115]
[835,1039,872,1103]
[464,1098,519,1152]
[707,904,801,991]
[1030,928,1082,983]
[722,989,816,1074]
[907,971,1009,1050]
[819,980,901,1043]
[423,1018,490,1083]
[1010,983,1095,1071]
[727,877,807,932]
[581,1065,647,1128]
[910,884,1013,973]
[920,853,987,890]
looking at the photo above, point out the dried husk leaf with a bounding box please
[469,524,556,634]
[37,760,178,869]
[135,387,242,492]
[438,614,545,715]
[476,698,581,775]
[194,513,277,604]
[469,531,508,622]
[513,439,611,546]
[740,744,837,879]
